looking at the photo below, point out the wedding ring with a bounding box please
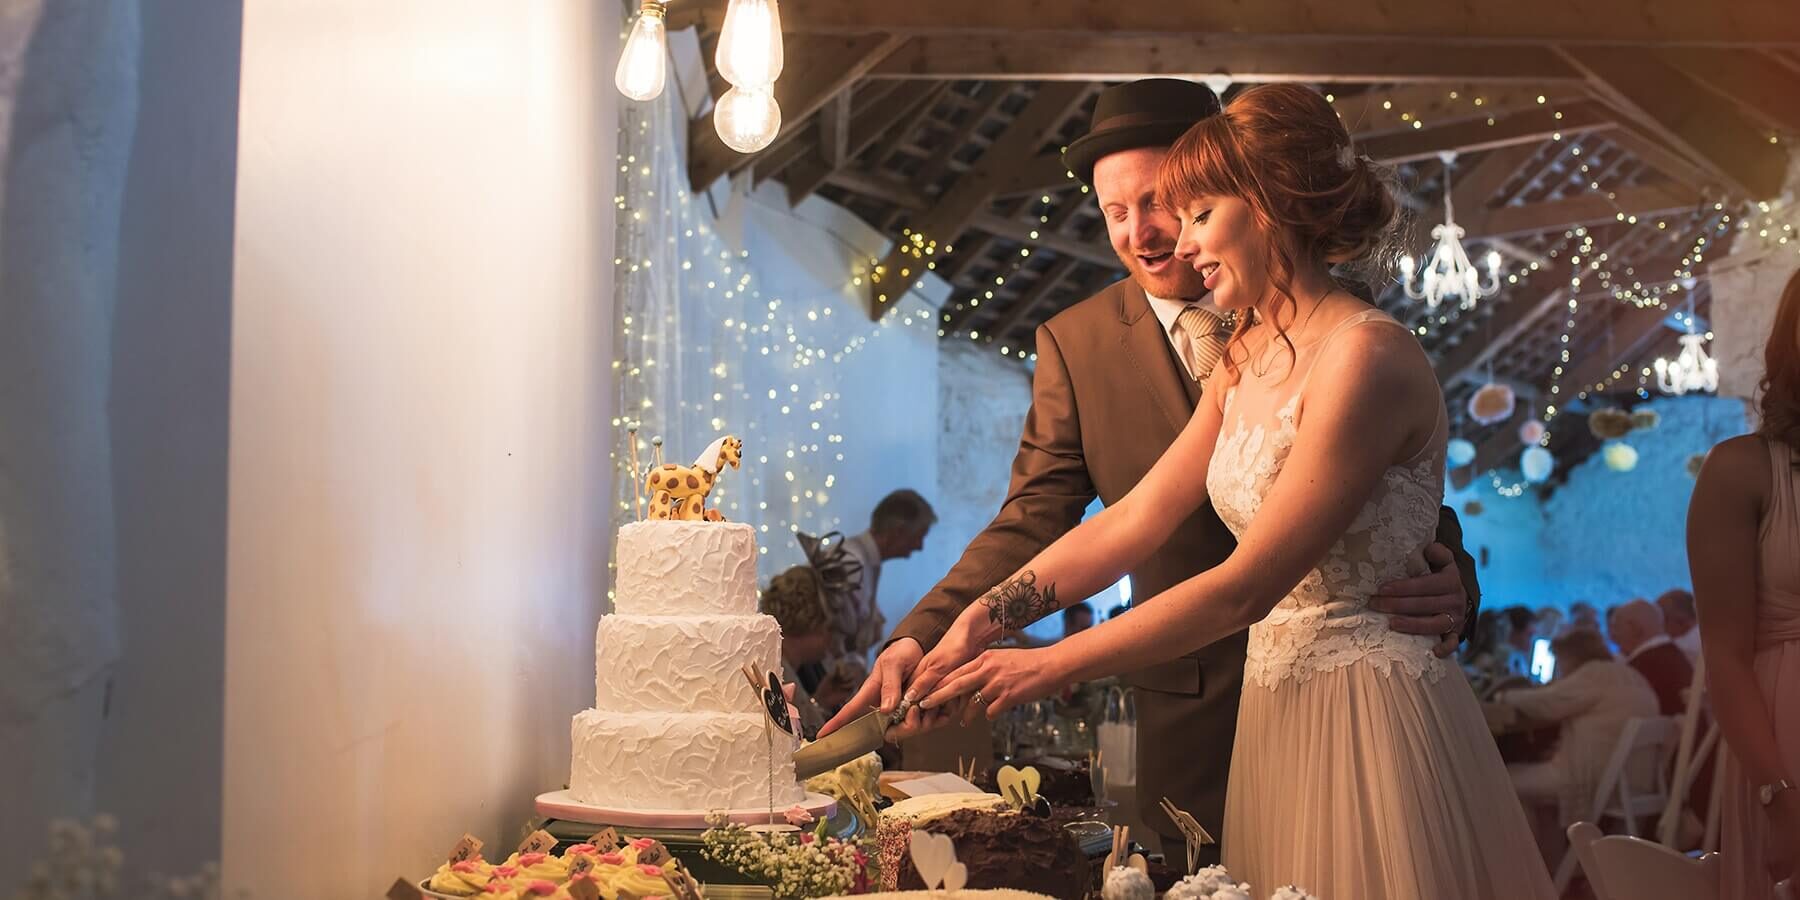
[1442,612,1458,634]
[972,690,987,706]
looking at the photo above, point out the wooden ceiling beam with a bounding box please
[1433,287,1568,388]
[1360,100,1615,166]
[688,33,906,192]
[818,90,852,169]
[865,82,1090,318]
[667,0,1800,45]
[912,85,1020,195]
[981,256,1084,344]
[968,212,1120,268]
[1464,179,1703,240]
[782,82,945,205]
[868,36,1583,83]
[1558,45,1792,199]
[1659,49,1800,136]
[1604,125,1725,193]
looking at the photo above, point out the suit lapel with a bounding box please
[1115,283,1197,434]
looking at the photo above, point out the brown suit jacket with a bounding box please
[890,277,1480,857]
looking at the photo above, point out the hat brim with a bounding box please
[1062,119,1201,185]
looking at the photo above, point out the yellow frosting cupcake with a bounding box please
[501,852,570,883]
[427,858,494,896]
[605,863,671,900]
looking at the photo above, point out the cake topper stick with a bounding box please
[1159,796,1217,874]
[652,435,665,468]
[626,424,644,521]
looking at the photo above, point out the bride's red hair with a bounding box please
[1156,83,1397,378]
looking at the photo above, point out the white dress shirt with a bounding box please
[1624,632,1675,665]
[1672,627,1702,662]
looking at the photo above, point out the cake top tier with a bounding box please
[614,520,759,616]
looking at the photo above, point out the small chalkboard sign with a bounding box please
[589,827,623,851]
[636,839,671,867]
[386,878,425,900]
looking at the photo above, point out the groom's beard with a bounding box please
[1122,248,1210,301]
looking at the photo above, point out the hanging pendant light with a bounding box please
[615,0,670,102]
[1653,304,1719,396]
[715,0,784,89]
[1400,152,1503,311]
[714,85,782,153]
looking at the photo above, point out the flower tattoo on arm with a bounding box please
[981,570,1058,636]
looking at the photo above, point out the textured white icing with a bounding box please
[614,521,758,616]
[570,709,805,810]
[595,614,782,714]
[882,792,1008,825]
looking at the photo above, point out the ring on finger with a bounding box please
[1442,612,1458,634]
[972,689,987,706]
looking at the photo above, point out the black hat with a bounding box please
[1061,79,1223,185]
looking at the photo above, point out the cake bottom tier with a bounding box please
[570,709,806,811]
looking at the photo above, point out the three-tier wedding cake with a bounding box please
[569,519,806,811]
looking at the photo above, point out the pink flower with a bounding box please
[639,864,664,876]
[630,838,655,851]
[524,881,558,896]
[519,852,548,865]
[599,852,625,865]
[783,805,815,827]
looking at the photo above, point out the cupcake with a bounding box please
[501,852,569,883]
[427,858,494,897]
[515,880,571,898]
[605,863,670,900]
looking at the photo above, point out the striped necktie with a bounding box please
[1175,305,1230,382]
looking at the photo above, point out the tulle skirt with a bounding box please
[1222,659,1555,900]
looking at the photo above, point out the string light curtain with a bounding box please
[608,87,941,599]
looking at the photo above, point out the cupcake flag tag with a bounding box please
[632,837,672,867]
[1158,796,1216,874]
[568,877,602,900]
[385,877,426,900]
[588,827,623,852]
[663,863,706,900]
[909,831,966,892]
[447,833,484,865]
[518,829,558,856]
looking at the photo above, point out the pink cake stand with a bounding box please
[534,789,838,828]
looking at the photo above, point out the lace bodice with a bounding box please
[1206,311,1451,689]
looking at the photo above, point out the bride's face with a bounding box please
[1170,193,1269,312]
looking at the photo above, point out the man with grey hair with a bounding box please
[1609,598,1694,716]
[1657,588,1702,662]
[834,489,937,664]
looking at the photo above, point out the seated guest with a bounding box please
[1568,601,1601,635]
[1607,598,1695,716]
[760,565,835,739]
[1061,602,1094,638]
[1463,609,1522,698]
[1657,587,1703,662]
[1534,606,1566,644]
[1490,628,1661,861]
[1502,605,1538,675]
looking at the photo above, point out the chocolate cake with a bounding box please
[894,809,1093,900]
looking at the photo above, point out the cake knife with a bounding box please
[792,708,890,780]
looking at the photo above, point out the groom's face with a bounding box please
[1094,146,1209,301]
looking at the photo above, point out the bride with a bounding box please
[904,84,1554,899]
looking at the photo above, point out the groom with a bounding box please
[821,79,1480,865]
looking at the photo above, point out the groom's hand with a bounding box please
[1370,542,1468,658]
[818,637,923,738]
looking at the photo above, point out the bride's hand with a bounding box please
[919,647,1069,723]
[895,617,991,737]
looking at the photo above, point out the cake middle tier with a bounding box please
[595,614,782,714]
[570,709,807,811]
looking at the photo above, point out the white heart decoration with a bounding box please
[1127,853,1148,874]
[996,765,1043,808]
[943,861,968,893]
[909,830,956,890]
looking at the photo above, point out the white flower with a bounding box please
[1271,886,1319,900]
[1210,887,1253,900]
[1102,866,1155,900]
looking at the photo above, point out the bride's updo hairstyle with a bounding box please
[1156,83,1399,376]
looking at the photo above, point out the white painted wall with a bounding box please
[223,3,616,895]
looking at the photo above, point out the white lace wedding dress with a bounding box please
[1209,309,1553,899]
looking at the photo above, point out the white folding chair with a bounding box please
[1555,717,1683,892]
[1661,656,1721,848]
[1568,821,1720,900]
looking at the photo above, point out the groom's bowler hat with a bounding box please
[1061,79,1223,185]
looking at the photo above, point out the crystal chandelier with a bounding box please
[1654,308,1719,395]
[1400,152,1502,310]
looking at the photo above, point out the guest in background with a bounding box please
[760,565,836,739]
[1534,606,1565,643]
[1503,605,1538,668]
[1658,588,1703,662]
[1062,602,1094,638]
[1463,608,1523,697]
[1688,266,1800,898]
[1607,599,1694,716]
[1490,627,1659,863]
[836,489,937,665]
[1567,601,1601,635]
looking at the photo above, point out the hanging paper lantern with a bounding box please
[1631,408,1661,431]
[1686,452,1708,478]
[1588,407,1634,440]
[1521,445,1555,483]
[1463,500,1485,517]
[1603,441,1639,472]
[1468,382,1516,426]
[1446,438,1477,467]
[1517,418,1546,445]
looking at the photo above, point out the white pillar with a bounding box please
[0,0,137,888]
[1709,149,1800,419]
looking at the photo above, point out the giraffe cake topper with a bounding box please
[625,432,744,522]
